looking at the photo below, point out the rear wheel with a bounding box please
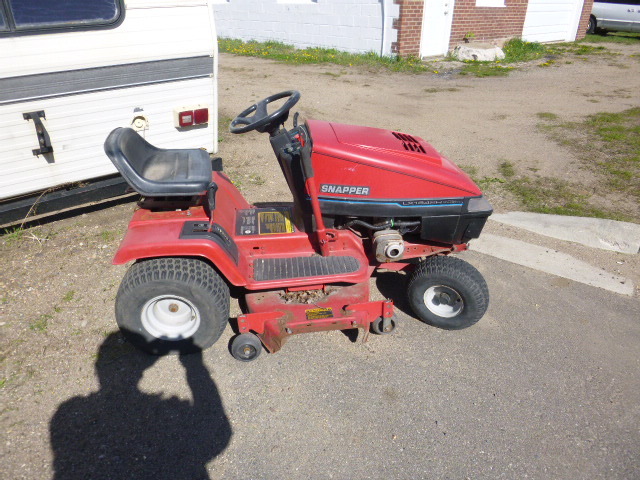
[587,16,596,35]
[115,257,230,355]
[407,256,489,330]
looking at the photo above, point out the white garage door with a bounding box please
[522,0,585,43]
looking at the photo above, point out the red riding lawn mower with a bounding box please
[105,91,492,362]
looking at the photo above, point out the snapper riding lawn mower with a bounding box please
[105,91,492,361]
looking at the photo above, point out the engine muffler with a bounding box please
[373,229,405,262]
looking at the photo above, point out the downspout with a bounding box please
[380,0,387,56]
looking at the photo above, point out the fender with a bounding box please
[112,218,246,286]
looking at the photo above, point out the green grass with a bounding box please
[504,176,630,220]
[459,64,513,77]
[502,38,547,62]
[537,112,559,120]
[100,230,116,242]
[546,43,608,56]
[219,38,433,73]
[1,227,24,246]
[498,161,516,178]
[29,314,52,332]
[424,87,460,94]
[62,290,75,302]
[543,108,640,205]
[582,32,640,44]
[486,109,640,222]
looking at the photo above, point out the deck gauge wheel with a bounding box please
[231,333,263,362]
[371,316,397,335]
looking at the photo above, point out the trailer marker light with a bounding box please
[178,111,194,127]
[174,105,209,128]
[194,108,209,125]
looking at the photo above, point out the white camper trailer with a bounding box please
[0,0,218,224]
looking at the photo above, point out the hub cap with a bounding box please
[141,295,201,340]
[424,285,463,318]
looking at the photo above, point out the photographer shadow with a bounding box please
[50,332,231,480]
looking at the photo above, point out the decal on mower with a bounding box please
[305,307,334,320]
[320,184,370,196]
[236,208,295,235]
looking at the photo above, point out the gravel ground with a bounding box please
[1,43,639,479]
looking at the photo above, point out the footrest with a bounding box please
[253,255,361,281]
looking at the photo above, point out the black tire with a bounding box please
[371,316,397,335]
[407,256,489,330]
[587,16,596,35]
[230,333,262,362]
[115,257,230,355]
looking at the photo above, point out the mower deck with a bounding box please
[240,283,394,353]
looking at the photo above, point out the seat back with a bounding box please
[104,127,212,196]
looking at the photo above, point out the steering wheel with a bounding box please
[230,90,301,134]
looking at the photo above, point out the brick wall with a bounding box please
[392,0,424,57]
[448,0,529,48]
[576,0,594,40]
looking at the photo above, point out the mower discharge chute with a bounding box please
[105,91,492,361]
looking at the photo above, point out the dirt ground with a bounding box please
[1,42,639,479]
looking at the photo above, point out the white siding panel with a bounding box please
[0,1,217,201]
[522,0,585,43]
[0,79,216,199]
[0,2,216,78]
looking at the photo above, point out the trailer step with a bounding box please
[252,255,361,281]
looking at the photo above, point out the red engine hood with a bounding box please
[307,120,481,196]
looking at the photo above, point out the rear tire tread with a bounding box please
[116,257,230,354]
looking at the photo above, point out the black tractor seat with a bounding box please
[104,127,213,197]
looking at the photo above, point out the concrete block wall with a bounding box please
[212,0,399,56]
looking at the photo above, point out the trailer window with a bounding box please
[2,0,123,33]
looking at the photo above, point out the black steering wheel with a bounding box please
[230,90,301,135]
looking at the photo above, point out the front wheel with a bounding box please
[407,256,489,330]
[587,16,596,35]
[115,257,230,355]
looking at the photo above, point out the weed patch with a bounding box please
[502,38,547,62]
[100,230,115,242]
[498,161,516,178]
[459,63,513,77]
[537,112,558,120]
[539,108,640,214]
[1,227,24,246]
[62,290,75,302]
[29,314,52,332]
[219,38,432,73]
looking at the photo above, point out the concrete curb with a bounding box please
[471,234,635,296]
[490,212,640,254]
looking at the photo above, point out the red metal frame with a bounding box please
[239,283,393,353]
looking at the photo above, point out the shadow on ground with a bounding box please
[375,270,413,318]
[49,332,231,480]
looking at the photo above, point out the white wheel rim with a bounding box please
[141,295,201,340]
[424,285,464,318]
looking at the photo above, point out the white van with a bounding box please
[589,0,640,33]
[0,0,218,224]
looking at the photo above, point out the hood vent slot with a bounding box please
[392,132,426,154]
